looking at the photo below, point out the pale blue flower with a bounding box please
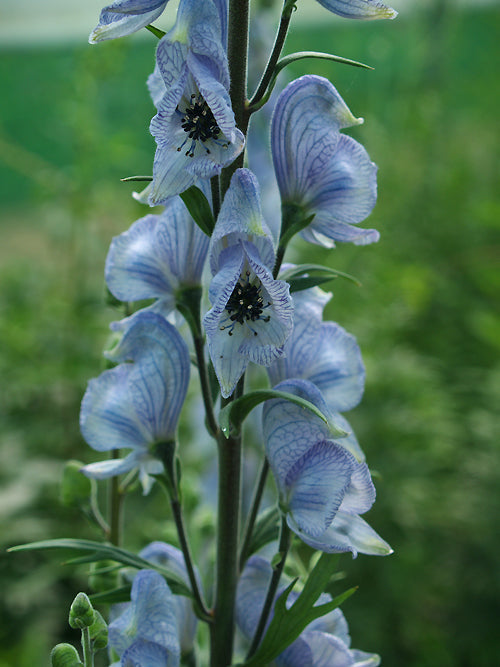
[203,169,294,398]
[263,379,392,556]
[236,555,381,667]
[109,569,180,667]
[139,542,198,654]
[89,0,169,44]
[271,75,379,247]
[80,312,190,493]
[105,194,209,317]
[268,286,365,414]
[148,0,244,204]
[315,0,396,20]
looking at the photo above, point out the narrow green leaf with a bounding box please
[276,51,373,76]
[89,584,132,605]
[219,389,329,438]
[145,24,166,39]
[281,263,361,288]
[241,554,356,667]
[9,539,191,598]
[120,175,153,182]
[179,185,215,236]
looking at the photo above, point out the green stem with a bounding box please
[210,174,221,220]
[221,0,250,195]
[245,517,291,660]
[238,458,270,572]
[248,0,296,112]
[210,429,243,666]
[108,450,123,546]
[81,627,93,667]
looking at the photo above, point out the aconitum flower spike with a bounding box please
[105,194,209,318]
[108,570,180,667]
[315,0,397,20]
[263,379,392,556]
[268,286,365,414]
[89,0,169,44]
[148,0,244,204]
[236,556,381,667]
[272,75,379,247]
[80,312,190,494]
[203,169,293,398]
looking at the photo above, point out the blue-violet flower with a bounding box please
[263,379,392,556]
[203,169,294,398]
[148,0,244,204]
[272,75,379,247]
[89,0,169,44]
[80,312,190,493]
[314,0,396,20]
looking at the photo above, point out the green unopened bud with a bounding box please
[69,592,94,629]
[50,643,84,667]
[60,460,92,508]
[89,609,108,650]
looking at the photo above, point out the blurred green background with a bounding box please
[1,0,499,665]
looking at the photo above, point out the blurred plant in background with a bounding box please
[0,1,499,665]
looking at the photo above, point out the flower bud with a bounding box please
[68,592,94,629]
[89,609,108,650]
[50,643,83,667]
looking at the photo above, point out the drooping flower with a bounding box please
[314,0,397,20]
[148,0,244,204]
[263,379,392,556]
[271,75,379,247]
[139,542,199,654]
[268,286,365,414]
[203,169,294,398]
[80,312,190,493]
[236,555,381,667]
[105,194,209,318]
[109,569,180,667]
[89,0,169,44]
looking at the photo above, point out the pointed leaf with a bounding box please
[239,554,356,666]
[179,186,215,237]
[247,506,281,559]
[219,388,344,438]
[280,263,361,288]
[9,539,191,597]
[90,584,133,605]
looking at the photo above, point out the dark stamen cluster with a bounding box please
[180,94,221,155]
[224,275,271,336]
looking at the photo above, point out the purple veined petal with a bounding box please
[105,214,177,302]
[315,0,397,20]
[203,245,250,397]
[285,441,357,538]
[278,631,354,667]
[305,322,365,413]
[235,242,293,366]
[272,75,363,203]
[268,287,332,386]
[120,639,172,667]
[339,460,376,515]
[236,555,273,640]
[80,364,149,453]
[300,220,380,248]
[209,169,275,274]
[307,608,351,647]
[89,0,169,43]
[212,0,228,50]
[109,570,180,661]
[289,510,393,557]
[139,542,199,653]
[147,63,167,108]
[81,451,142,480]
[263,379,335,487]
